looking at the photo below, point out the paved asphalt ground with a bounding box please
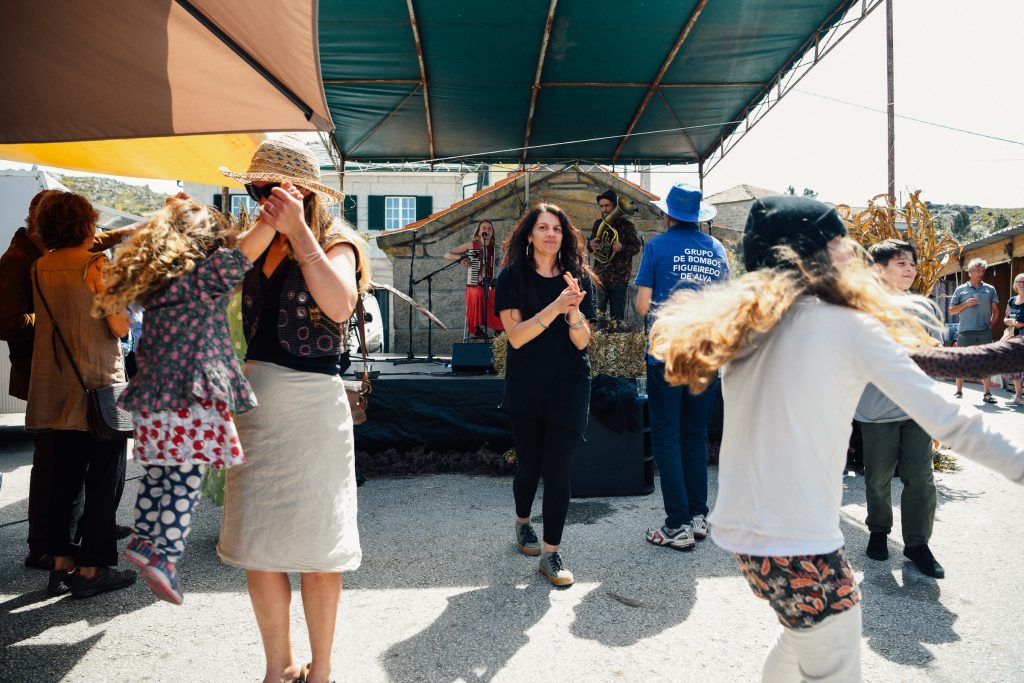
[1,381,1022,682]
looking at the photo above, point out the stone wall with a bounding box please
[385,170,665,355]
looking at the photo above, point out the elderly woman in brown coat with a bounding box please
[26,192,136,598]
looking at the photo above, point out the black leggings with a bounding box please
[510,415,580,547]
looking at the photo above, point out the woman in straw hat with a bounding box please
[649,195,1023,681]
[216,135,372,683]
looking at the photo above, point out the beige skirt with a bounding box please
[217,361,361,572]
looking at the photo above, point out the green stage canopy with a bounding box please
[319,0,877,166]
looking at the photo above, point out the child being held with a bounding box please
[93,194,276,604]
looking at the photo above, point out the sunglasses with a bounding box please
[245,182,280,202]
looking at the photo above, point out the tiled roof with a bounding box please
[378,165,659,238]
[704,184,782,205]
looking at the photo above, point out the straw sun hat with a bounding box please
[220,134,342,205]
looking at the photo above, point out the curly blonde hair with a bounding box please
[649,240,940,394]
[92,200,236,317]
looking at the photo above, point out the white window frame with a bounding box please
[230,194,259,217]
[384,196,416,231]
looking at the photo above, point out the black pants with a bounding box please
[510,415,580,547]
[28,431,85,556]
[44,430,126,567]
[595,284,628,321]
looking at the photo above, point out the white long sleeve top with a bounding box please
[709,297,1024,557]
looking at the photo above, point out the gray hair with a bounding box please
[966,258,988,271]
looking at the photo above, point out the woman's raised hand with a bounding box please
[260,181,307,236]
[554,273,586,313]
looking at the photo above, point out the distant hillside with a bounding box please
[924,201,1024,243]
[56,175,168,217]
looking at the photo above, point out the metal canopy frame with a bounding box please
[319,1,878,171]
[699,0,885,177]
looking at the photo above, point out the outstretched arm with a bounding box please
[911,337,1024,378]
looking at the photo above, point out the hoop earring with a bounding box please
[526,242,533,258]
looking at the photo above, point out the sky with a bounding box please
[4,0,1022,208]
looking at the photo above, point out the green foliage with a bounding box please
[951,208,971,239]
[56,175,168,217]
[994,213,1010,231]
[785,185,818,199]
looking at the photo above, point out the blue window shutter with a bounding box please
[415,196,433,221]
[344,195,358,228]
[368,195,385,230]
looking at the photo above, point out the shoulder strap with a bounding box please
[355,298,370,384]
[32,266,88,393]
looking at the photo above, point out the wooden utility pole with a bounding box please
[886,0,895,205]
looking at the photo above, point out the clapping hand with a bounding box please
[559,273,587,314]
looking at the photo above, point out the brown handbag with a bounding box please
[344,299,372,425]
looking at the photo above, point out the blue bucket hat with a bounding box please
[651,182,717,223]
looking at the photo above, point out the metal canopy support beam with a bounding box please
[655,88,699,160]
[886,0,895,204]
[522,0,559,167]
[701,0,883,177]
[542,81,765,88]
[345,85,422,156]
[406,0,434,160]
[323,78,420,85]
[611,0,709,162]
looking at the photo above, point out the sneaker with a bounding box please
[68,566,137,599]
[646,525,696,551]
[122,536,156,570]
[904,544,945,579]
[865,531,889,560]
[538,552,574,587]
[143,555,184,605]
[46,569,73,597]
[691,515,709,540]
[953,391,963,399]
[515,521,542,557]
[1006,395,1023,406]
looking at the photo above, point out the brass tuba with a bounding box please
[592,195,636,265]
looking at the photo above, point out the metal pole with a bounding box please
[886,0,895,205]
[698,159,704,192]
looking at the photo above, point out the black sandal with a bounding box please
[983,392,997,403]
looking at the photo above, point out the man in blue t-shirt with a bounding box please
[635,182,729,552]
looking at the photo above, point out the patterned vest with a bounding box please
[241,253,345,358]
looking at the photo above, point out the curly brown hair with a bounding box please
[500,203,599,317]
[92,199,236,317]
[35,192,98,249]
[649,241,940,394]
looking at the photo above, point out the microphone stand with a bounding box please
[411,254,469,365]
[393,229,421,365]
[479,241,492,343]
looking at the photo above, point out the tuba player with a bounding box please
[587,189,641,322]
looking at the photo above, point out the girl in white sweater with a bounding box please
[649,196,1024,682]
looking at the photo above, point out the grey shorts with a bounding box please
[957,329,992,347]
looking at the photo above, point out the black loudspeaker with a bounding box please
[451,342,494,374]
[571,396,654,498]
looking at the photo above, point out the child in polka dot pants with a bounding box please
[95,196,276,604]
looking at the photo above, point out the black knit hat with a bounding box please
[742,195,847,272]
[596,189,617,205]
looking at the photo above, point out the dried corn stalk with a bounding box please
[836,191,961,295]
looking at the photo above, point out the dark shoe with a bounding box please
[983,392,997,404]
[953,391,963,399]
[25,552,54,571]
[904,544,945,579]
[46,569,73,596]
[115,525,132,540]
[866,532,888,560]
[515,521,542,556]
[69,566,137,599]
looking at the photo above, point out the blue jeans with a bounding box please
[647,363,717,529]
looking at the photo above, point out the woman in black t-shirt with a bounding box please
[493,203,597,587]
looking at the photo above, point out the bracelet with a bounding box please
[297,248,326,266]
[534,315,548,330]
[564,312,586,330]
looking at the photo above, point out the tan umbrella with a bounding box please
[0,0,332,144]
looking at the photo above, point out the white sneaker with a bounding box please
[691,514,709,540]
[1006,395,1023,406]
